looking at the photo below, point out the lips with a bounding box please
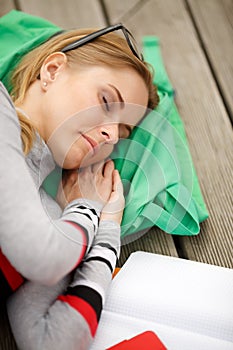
[82,134,99,154]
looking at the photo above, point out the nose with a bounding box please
[99,124,119,144]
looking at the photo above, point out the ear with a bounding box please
[39,52,68,86]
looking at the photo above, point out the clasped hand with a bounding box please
[56,160,125,224]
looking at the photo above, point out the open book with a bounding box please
[90,252,233,350]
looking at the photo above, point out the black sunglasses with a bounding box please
[60,23,143,61]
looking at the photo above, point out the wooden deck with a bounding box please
[0,0,232,348]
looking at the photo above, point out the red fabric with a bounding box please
[0,249,24,291]
[107,331,167,350]
[58,294,98,337]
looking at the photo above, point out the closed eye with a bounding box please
[103,96,110,112]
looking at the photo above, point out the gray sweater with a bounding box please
[0,81,103,285]
[0,82,120,349]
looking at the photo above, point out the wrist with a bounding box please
[100,213,123,225]
[99,220,121,230]
[94,220,121,258]
[64,198,103,216]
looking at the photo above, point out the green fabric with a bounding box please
[112,36,209,237]
[0,10,60,91]
[0,10,208,238]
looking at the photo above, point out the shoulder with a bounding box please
[0,81,15,109]
[0,81,22,145]
[0,81,20,127]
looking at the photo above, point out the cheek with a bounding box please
[47,130,84,169]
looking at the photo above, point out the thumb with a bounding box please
[103,170,125,213]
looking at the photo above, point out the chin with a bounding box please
[62,146,114,169]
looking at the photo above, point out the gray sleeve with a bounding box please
[0,82,100,285]
[6,220,121,350]
[7,278,93,350]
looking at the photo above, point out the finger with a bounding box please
[103,160,115,178]
[65,170,78,187]
[92,160,105,175]
[113,169,123,193]
[62,169,69,186]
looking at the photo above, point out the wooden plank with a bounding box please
[104,0,233,267]
[0,0,15,17]
[187,0,233,122]
[102,0,139,23]
[119,227,178,266]
[18,0,106,28]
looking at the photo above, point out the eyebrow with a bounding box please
[108,84,125,109]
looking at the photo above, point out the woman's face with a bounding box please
[40,60,149,169]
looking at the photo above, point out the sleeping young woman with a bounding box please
[0,23,158,349]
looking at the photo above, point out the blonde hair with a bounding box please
[11,28,159,154]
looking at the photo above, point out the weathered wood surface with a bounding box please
[119,227,178,266]
[0,0,14,16]
[187,0,233,122]
[0,0,233,348]
[18,0,106,28]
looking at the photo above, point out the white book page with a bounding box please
[90,311,233,350]
[93,252,233,347]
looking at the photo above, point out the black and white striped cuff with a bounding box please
[84,245,117,274]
